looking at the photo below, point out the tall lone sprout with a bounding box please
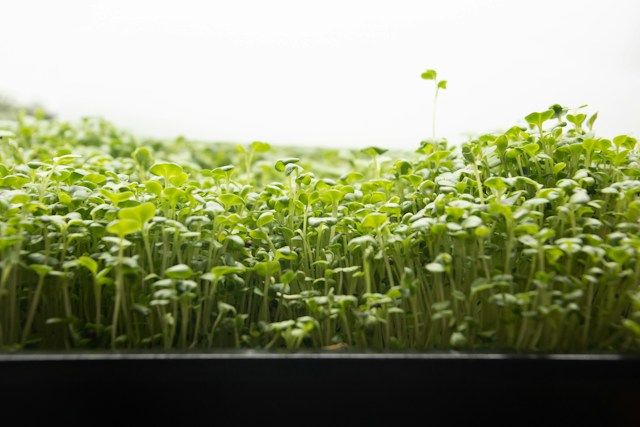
[421,69,447,140]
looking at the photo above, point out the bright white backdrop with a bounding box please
[1,0,639,149]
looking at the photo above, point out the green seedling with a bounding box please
[421,69,447,140]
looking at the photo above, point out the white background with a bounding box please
[1,0,639,149]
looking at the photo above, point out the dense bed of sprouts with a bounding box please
[1,106,639,351]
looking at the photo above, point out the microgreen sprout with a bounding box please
[421,69,447,141]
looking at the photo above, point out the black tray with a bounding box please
[1,352,638,425]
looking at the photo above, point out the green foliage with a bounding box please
[0,101,639,353]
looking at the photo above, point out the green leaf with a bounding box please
[339,171,364,183]
[210,266,247,279]
[45,317,74,325]
[523,198,549,208]
[133,147,153,168]
[566,113,586,126]
[495,135,508,154]
[57,192,71,205]
[426,262,445,273]
[488,202,512,220]
[427,150,451,163]
[474,226,491,238]
[218,301,237,315]
[524,112,540,128]
[553,162,566,175]
[308,217,338,227]
[2,174,30,188]
[10,192,30,204]
[210,165,235,179]
[462,215,483,229]
[29,264,53,277]
[623,319,640,336]
[516,176,542,190]
[256,212,275,228]
[118,202,156,227]
[275,158,300,172]
[219,193,244,208]
[150,162,183,179]
[587,112,598,131]
[53,154,81,165]
[613,135,629,149]
[165,264,193,279]
[540,109,555,122]
[394,160,412,175]
[549,104,567,118]
[145,180,163,196]
[450,332,467,347]
[525,110,554,130]
[437,80,447,90]
[83,173,106,184]
[284,163,303,177]
[595,139,612,151]
[522,143,540,156]
[0,235,22,250]
[251,141,271,153]
[254,260,281,277]
[99,190,134,206]
[432,300,450,311]
[421,69,437,80]
[362,212,387,229]
[347,236,378,251]
[581,138,597,151]
[170,172,189,187]
[607,247,632,265]
[569,191,590,204]
[276,247,298,261]
[360,146,388,157]
[269,319,295,331]
[107,219,140,237]
[77,256,98,277]
[518,235,539,248]
[96,268,113,285]
[280,270,297,285]
[445,206,465,220]
[163,187,186,204]
[484,177,508,194]
[296,172,313,185]
[249,229,269,241]
[320,189,343,205]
